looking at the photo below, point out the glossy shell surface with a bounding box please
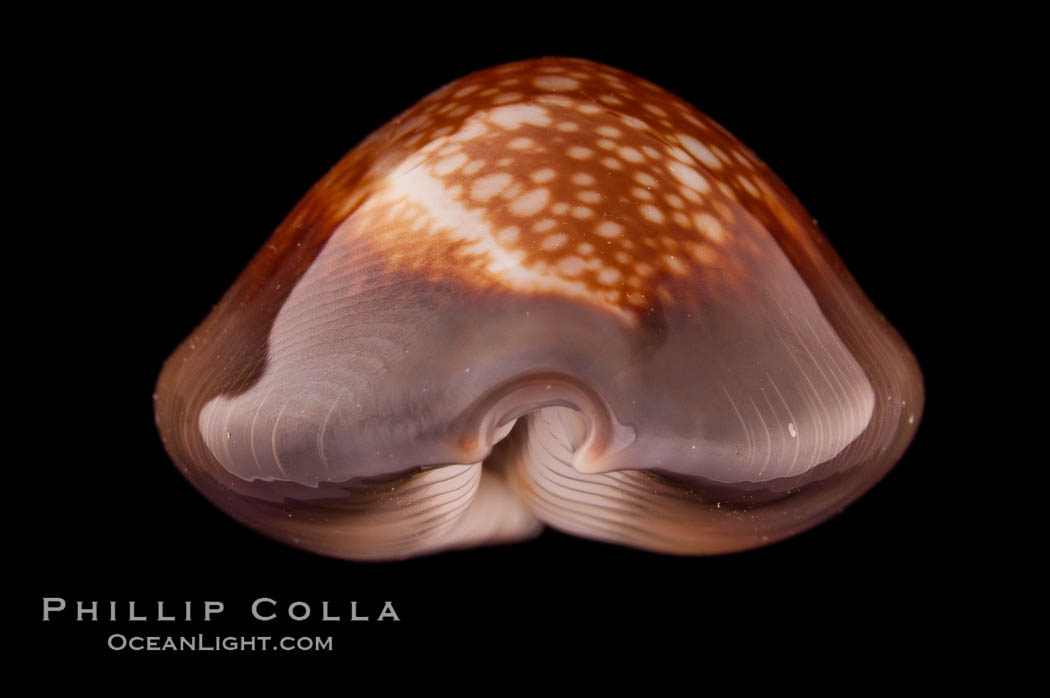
[154,57,923,560]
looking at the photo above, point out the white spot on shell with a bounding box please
[618,146,644,163]
[541,233,567,250]
[596,221,624,238]
[558,256,587,275]
[717,181,737,202]
[568,146,594,159]
[693,213,726,243]
[433,152,469,176]
[471,173,513,201]
[686,241,717,265]
[538,95,574,108]
[500,181,523,200]
[640,205,665,223]
[664,254,688,275]
[531,168,556,183]
[489,104,552,130]
[621,115,647,130]
[667,160,710,193]
[680,112,705,128]
[679,186,702,203]
[497,226,520,244]
[666,145,691,163]
[677,134,722,169]
[634,172,658,187]
[493,92,523,104]
[510,188,550,216]
[454,85,480,98]
[534,75,580,91]
[788,423,797,438]
[737,175,760,196]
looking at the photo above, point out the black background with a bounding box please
[23,15,977,665]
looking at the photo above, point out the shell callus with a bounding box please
[154,57,923,560]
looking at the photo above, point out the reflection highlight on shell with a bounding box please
[154,57,923,560]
